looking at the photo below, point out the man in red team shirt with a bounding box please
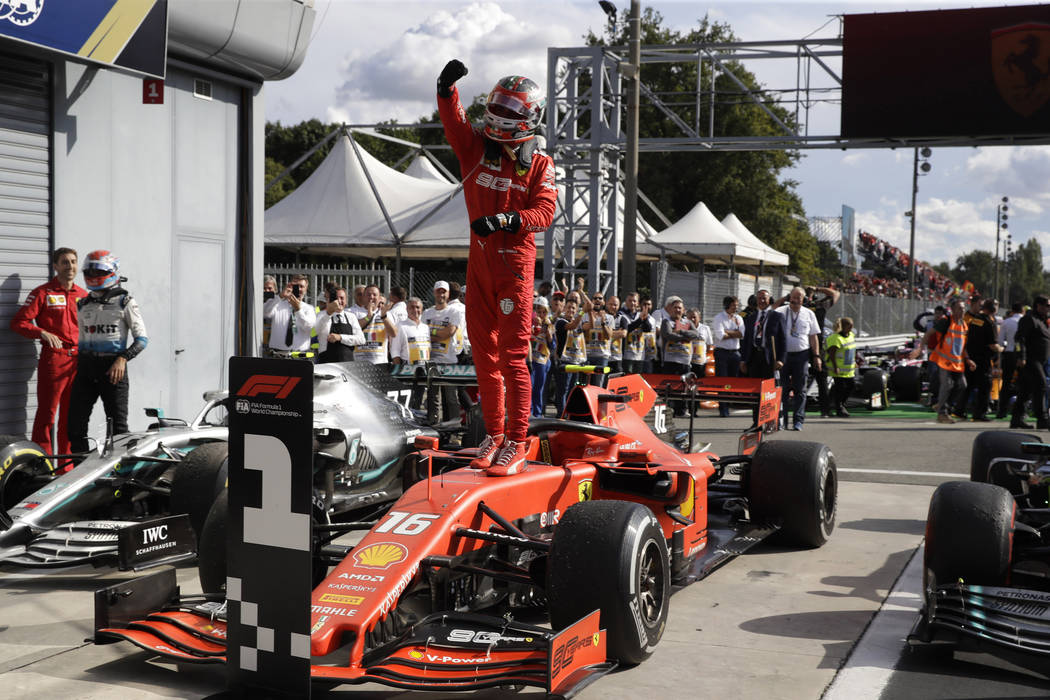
[10,247,87,459]
[437,59,557,473]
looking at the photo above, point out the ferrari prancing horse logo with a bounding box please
[991,23,1050,117]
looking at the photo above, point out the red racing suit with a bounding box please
[10,277,87,456]
[438,85,557,441]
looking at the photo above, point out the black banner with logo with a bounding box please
[227,357,313,697]
[843,4,1050,138]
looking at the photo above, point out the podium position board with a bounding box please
[226,358,313,697]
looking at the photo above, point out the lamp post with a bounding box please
[1003,232,1012,303]
[994,196,1008,301]
[906,147,932,298]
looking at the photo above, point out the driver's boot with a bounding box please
[469,434,504,469]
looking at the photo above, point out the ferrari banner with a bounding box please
[843,4,1050,138]
[0,0,168,78]
[227,357,313,698]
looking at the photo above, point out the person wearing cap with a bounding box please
[68,250,148,454]
[529,296,556,416]
[423,281,465,423]
[10,247,87,459]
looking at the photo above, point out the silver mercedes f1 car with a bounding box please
[0,361,437,570]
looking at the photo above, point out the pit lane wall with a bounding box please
[0,1,315,438]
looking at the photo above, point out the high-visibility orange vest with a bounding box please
[932,318,967,373]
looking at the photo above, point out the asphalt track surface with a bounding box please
[2,404,1050,699]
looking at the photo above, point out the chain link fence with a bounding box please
[661,268,785,322]
[393,267,468,304]
[264,264,390,305]
[266,262,926,336]
[839,294,928,337]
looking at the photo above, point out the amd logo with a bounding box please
[141,524,169,545]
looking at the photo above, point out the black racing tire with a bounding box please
[924,481,1013,590]
[891,365,922,402]
[196,491,328,595]
[749,440,837,548]
[171,442,229,538]
[547,500,669,665]
[0,435,53,513]
[462,403,485,448]
[970,430,1041,487]
[197,490,227,596]
[859,369,889,410]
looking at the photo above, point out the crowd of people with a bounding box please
[840,230,960,301]
[262,274,879,434]
[909,292,1050,428]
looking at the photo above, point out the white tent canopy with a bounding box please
[404,153,452,183]
[265,132,663,259]
[720,213,790,267]
[265,133,472,257]
[640,201,788,267]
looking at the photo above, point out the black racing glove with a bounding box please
[437,59,468,98]
[470,211,521,237]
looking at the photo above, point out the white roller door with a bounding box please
[0,52,51,436]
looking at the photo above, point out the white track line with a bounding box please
[837,468,960,478]
[823,545,925,700]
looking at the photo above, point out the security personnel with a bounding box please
[11,247,86,459]
[953,298,1002,421]
[1011,294,1050,430]
[824,317,856,417]
[926,298,975,424]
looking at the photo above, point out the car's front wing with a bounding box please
[95,571,613,698]
[909,582,1050,659]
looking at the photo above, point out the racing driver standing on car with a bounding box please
[11,247,87,462]
[437,59,557,473]
[67,251,148,454]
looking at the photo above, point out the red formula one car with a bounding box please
[94,374,838,696]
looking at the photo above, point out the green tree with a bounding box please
[951,249,995,296]
[265,119,341,194]
[586,11,825,281]
[1005,238,1045,305]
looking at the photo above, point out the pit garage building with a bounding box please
[0,0,315,439]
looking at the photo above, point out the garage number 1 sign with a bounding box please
[227,357,313,698]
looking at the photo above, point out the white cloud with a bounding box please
[841,152,867,166]
[965,146,1050,202]
[328,2,588,124]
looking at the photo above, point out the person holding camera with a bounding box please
[264,273,316,358]
[315,286,364,364]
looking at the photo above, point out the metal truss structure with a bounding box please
[543,38,1050,295]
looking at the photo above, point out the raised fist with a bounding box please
[437,59,468,97]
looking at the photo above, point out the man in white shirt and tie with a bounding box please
[264,274,316,358]
[776,287,822,430]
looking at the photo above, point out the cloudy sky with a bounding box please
[265,0,1050,271]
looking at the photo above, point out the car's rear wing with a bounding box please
[639,374,781,454]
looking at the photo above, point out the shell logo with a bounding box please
[408,649,424,660]
[353,542,408,569]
